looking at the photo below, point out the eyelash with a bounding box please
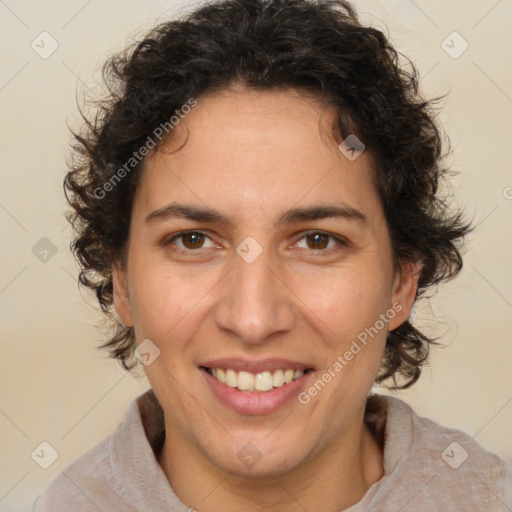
[164,230,350,254]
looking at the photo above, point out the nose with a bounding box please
[213,245,297,344]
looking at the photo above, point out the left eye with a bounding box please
[294,231,348,251]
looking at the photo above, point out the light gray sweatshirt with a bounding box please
[31,389,512,511]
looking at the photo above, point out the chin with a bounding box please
[204,436,308,478]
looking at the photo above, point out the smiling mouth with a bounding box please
[201,367,315,393]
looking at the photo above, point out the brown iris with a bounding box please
[306,233,329,250]
[181,232,205,249]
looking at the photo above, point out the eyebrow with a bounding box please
[145,202,368,227]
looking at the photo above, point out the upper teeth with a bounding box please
[210,368,305,392]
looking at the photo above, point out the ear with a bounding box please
[388,260,422,331]
[112,264,134,327]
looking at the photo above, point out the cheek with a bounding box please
[128,258,227,348]
[292,262,392,341]
[128,265,203,339]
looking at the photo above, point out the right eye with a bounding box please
[164,231,218,251]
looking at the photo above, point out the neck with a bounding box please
[157,404,384,511]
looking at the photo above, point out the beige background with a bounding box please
[1,0,511,510]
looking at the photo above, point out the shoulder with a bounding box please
[31,397,144,512]
[31,436,130,512]
[376,395,511,510]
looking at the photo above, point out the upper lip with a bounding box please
[199,358,315,373]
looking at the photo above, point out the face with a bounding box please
[113,86,419,477]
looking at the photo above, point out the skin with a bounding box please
[113,86,421,511]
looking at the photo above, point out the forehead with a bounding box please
[135,87,383,230]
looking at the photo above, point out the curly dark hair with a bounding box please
[64,0,474,388]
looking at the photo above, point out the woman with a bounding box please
[32,0,511,509]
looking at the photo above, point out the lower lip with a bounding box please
[201,368,314,415]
